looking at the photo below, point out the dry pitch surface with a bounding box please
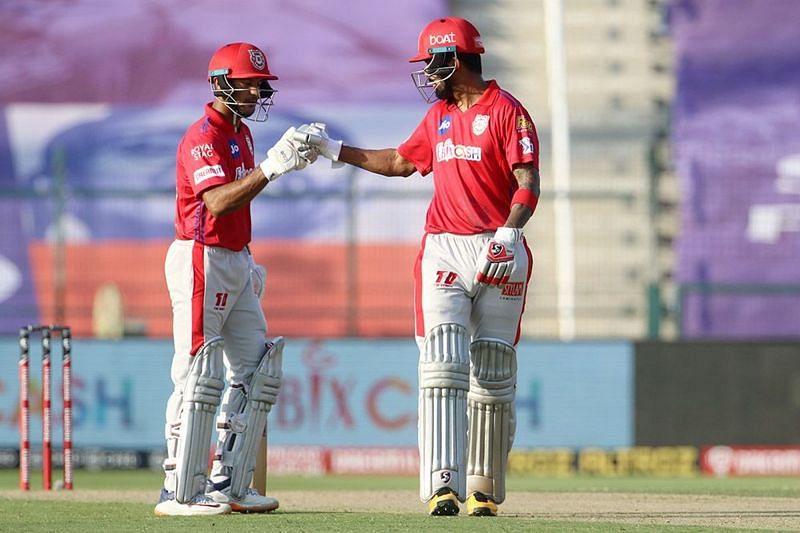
[4,489,800,530]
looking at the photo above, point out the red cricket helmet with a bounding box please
[208,42,278,80]
[408,17,485,63]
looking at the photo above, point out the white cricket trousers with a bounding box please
[162,239,267,460]
[414,232,533,346]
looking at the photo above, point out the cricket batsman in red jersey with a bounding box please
[156,42,315,516]
[294,17,541,517]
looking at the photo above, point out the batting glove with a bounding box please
[475,227,524,287]
[294,122,343,162]
[259,127,314,181]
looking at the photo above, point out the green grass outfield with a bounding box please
[5,469,800,496]
[2,470,800,531]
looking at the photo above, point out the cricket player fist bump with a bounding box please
[261,126,318,180]
[294,123,343,166]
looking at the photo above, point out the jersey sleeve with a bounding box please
[179,132,230,198]
[397,115,433,176]
[502,105,539,170]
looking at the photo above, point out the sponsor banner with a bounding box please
[0,447,153,470]
[0,338,632,449]
[508,448,575,477]
[328,447,418,476]
[577,447,698,477]
[265,446,418,476]
[267,446,327,476]
[0,445,700,476]
[510,447,699,477]
[701,445,800,477]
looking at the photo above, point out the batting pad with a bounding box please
[213,337,283,499]
[419,323,470,502]
[466,338,517,503]
[175,337,225,503]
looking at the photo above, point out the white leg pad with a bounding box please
[175,337,225,503]
[210,337,283,499]
[467,338,517,504]
[419,323,470,502]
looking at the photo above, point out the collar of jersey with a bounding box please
[445,80,500,113]
[444,80,499,111]
[204,102,237,134]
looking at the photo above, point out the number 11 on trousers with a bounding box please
[214,292,229,310]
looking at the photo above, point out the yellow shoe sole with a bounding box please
[428,490,460,516]
[466,494,498,517]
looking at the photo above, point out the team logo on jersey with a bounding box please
[436,139,482,162]
[437,115,452,135]
[519,137,534,155]
[249,49,266,71]
[229,139,240,159]
[516,115,533,131]
[190,143,214,161]
[472,114,490,136]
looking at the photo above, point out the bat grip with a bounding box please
[292,131,323,146]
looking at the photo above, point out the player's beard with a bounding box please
[236,101,257,118]
[434,79,455,103]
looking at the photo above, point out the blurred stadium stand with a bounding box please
[456,0,675,338]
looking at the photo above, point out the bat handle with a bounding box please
[292,131,323,146]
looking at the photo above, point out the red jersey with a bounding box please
[398,81,539,234]
[174,103,256,251]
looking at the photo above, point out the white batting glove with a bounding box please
[297,142,319,166]
[475,227,524,287]
[259,127,312,181]
[294,122,343,163]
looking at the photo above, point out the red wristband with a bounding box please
[511,188,539,212]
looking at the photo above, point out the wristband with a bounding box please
[511,188,539,213]
[495,226,523,244]
[259,159,277,182]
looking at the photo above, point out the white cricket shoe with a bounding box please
[154,488,232,516]
[207,482,280,513]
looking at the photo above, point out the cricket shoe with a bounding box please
[466,491,498,517]
[154,488,232,516]
[207,479,279,513]
[428,487,460,516]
